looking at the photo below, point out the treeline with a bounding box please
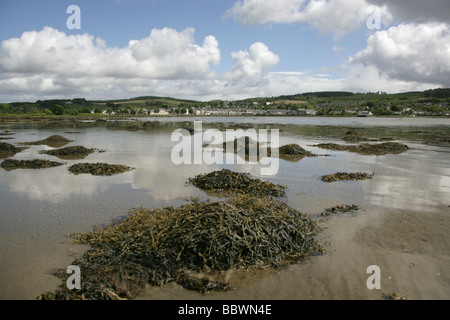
[0,98,95,115]
[424,88,450,99]
[265,91,355,101]
[301,91,355,98]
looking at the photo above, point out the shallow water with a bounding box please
[0,116,449,300]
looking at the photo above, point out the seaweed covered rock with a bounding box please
[0,142,27,159]
[341,132,366,143]
[312,142,409,156]
[19,135,72,148]
[94,119,108,125]
[279,144,316,162]
[220,138,317,162]
[321,172,374,183]
[321,204,359,216]
[142,121,160,129]
[68,163,134,176]
[1,159,65,171]
[352,142,409,155]
[222,136,271,158]
[0,142,20,154]
[424,137,450,146]
[39,195,322,299]
[188,169,287,197]
[40,145,95,159]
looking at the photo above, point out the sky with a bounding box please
[0,0,449,102]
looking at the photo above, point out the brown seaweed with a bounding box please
[222,136,271,159]
[19,135,72,148]
[388,291,407,300]
[221,137,316,162]
[68,163,134,176]
[0,142,27,159]
[279,144,317,162]
[40,145,95,160]
[188,169,287,198]
[312,142,409,156]
[1,159,65,170]
[38,195,323,299]
[321,204,360,216]
[321,172,374,183]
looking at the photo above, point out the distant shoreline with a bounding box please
[1,114,449,124]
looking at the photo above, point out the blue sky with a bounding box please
[1,0,449,102]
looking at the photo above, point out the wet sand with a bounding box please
[137,206,450,300]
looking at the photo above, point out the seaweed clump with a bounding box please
[0,142,27,159]
[188,169,287,198]
[321,172,374,183]
[279,144,316,162]
[313,142,409,156]
[19,135,72,148]
[321,204,359,216]
[222,136,272,159]
[38,195,322,299]
[40,145,95,160]
[68,163,134,176]
[388,291,407,300]
[220,137,316,162]
[1,159,65,171]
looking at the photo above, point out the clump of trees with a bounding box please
[424,88,450,99]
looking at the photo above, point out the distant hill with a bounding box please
[1,88,448,116]
[299,91,355,98]
[92,96,203,106]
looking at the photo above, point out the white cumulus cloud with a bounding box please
[224,0,307,25]
[299,0,392,36]
[224,0,392,36]
[224,42,280,82]
[0,27,284,101]
[0,26,224,101]
[349,23,450,87]
[0,26,220,80]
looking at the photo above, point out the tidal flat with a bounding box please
[0,116,449,300]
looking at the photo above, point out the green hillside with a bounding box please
[1,88,449,117]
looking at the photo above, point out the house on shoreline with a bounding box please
[357,111,373,117]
